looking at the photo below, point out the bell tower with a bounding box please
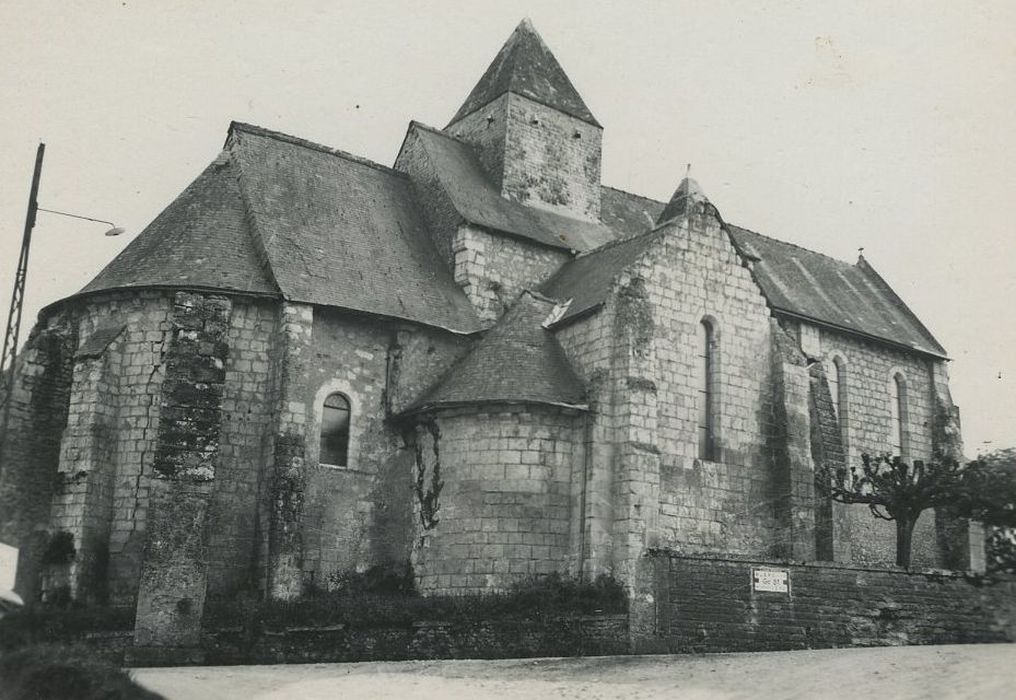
[445,19,603,222]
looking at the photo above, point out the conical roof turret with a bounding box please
[655,176,715,226]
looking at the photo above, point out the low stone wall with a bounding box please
[634,552,1016,653]
[192,614,628,666]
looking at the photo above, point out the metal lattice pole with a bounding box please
[0,143,45,450]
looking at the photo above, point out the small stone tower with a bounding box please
[445,19,603,221]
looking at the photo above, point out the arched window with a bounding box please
[889,373,907,457]
[695,319,716,460]
[830,355,848,450]
[320,393,351,466]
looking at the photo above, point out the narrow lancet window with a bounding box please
[889,374,906,456]
[320,393,351,466]
[696,319,715,460]
[831,355,848,452]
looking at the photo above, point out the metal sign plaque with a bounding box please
[752,567,790,594]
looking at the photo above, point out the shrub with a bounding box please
[204,571,628,631]
[0,604,135,652]
[326,561,416,596]
[0,645,163,700]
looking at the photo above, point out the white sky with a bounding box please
[1,0,1013,455]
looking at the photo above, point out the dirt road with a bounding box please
[133,644,1016,700]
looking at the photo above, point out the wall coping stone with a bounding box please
[646,549,993,579]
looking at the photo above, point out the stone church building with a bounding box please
[0,20,973,639]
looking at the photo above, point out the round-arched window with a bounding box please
[320,393,351,466]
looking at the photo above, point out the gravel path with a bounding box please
[133,644,1016,700]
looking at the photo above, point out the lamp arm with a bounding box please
[36,206,116,229]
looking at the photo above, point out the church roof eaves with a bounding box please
[76,150,280,301]
[726,224,948,358]
[226,122,484,334]
[404,290,587,415]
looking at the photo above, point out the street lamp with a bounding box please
[35,207,124,237]
[0,143,124,446]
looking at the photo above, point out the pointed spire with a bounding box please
[448,19,600,127]
[655,176,712,226]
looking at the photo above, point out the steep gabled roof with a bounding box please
[78,123,483,335]
[406,291,586,413]
[449,19,600,128]
[728,226,947,357]
[81,151,278,297]
[542,186,947,357]
[227,123,482,333]
[599,185,665,239]
[409,123,614,251]
[540,228,667,324]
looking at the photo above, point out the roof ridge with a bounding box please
[728,222,855,268]
[408,120,474,147]
[600,183,666,207]
[228,121,406,177]
[576,226,664,259]
[854,256,947,356]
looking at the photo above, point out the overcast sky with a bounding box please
[1,1,1013,455]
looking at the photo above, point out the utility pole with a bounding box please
[0,143,45,449]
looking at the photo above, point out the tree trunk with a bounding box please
[896,517,916,567]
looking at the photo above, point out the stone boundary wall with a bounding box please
[77,614,628,667]
[200,614,627,666]
[633,552,1016,653]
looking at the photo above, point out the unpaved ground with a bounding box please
[133,644,1016,700]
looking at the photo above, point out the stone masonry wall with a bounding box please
[413,406,580,593]
[133,292,231,656]
[43,328,124,604]
[445,92,510,192]
[299,309,467,586]
[205,299,276,597]
[793,320,941,568]
[640,217,781,557]
[31,292,175,606]
[635,552,1015,653]
[447,93,603,221]
[501,94,602,221]
[452,225,569,324]
[553,303,619,579]
[301,308,396,585]
[0,311,77,604]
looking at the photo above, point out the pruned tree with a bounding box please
[816,452,964,567]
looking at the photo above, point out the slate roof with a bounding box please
[543,189,947,357]
[449,19,600,128]
[728,226,947,357]
[77,123,483,335]
[81,152,277,297]
[226,123,482,334]
[410,123,615,251]
[540,228,667,324]
[406,291,587,413]
[656,177,709,226]
[599,186,665,239]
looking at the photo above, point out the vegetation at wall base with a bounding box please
[0,645,163,700]
[0,603,135,652]
[203,570,628,632]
